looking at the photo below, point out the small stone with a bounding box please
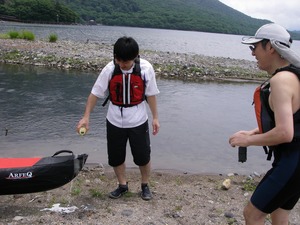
[222,178,231,190]
[121,209,133,217]
[253,172,261,177]
[13,216,24,221]
[224,212,234,218]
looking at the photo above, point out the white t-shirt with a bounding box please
[91,58,160,128]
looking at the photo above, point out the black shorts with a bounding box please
[251,148,300,213]
[106,119,151,167]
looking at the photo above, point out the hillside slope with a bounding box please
[1,0,299,39]
[61,0,270,35]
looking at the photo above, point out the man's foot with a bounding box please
[141,183,152,200]
[109,183,128,199]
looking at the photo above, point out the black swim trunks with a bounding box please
[251,148,300,213]
[106,119,151,167]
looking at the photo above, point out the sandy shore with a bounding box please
[1,39,300,224]
[0,166,299,225]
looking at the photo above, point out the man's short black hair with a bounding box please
[113,36,139,61]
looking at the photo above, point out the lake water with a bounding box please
[0,63,271,175]
[1,22,300,61]
[0,23,285,174]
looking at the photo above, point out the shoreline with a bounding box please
[85,162,237,177]
[0,39,268,82]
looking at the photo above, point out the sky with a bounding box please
[219,0,300,31]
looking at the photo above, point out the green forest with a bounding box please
[0,0,78,23]
[1,0,300,39]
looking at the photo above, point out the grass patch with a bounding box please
[242,179,257,192]
[123,191,134,198]
[89,188,105,198]
[0,33,10,39]
[227,218,237,225]
[71,187,82,196]
[5,30,35,41]
[175,177,183,185]
[48,33,58,43]
[21,30,35,41]
[8,30,19,39]
[3,50,21,60]
[174,205,182,211]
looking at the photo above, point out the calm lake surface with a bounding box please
[0,23,287,174]
[0,63,271,175]
[1,22,300,61]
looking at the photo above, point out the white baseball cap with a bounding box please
[242,23,292,47]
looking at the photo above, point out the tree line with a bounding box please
[0,0,78,24]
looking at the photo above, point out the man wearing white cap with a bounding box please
[229,23,300,225]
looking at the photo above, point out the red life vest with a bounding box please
[106,59,146,107]
[253,79,274,134]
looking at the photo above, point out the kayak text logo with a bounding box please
[6,172,33,179]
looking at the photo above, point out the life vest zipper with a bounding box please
[123,73,131,105]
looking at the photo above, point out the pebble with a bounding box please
[221,178,231,190]
[121,209,133,217]
[253,172,261,177]
[224,212,235,218]
[13,216,25,221]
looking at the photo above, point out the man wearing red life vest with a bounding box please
[229,23,300,224]
[77,37,160,200]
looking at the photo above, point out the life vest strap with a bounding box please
[263,146,273,161]
[102,96,109,107]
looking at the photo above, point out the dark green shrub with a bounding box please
[7,30,35,41]
[21,30,35,41]
[8,30,19,39]
[48,34,58,42]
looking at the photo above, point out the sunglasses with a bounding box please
[249,45,256,52]
[248,39,270,52]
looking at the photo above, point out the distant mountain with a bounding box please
[60,0,267,35]
[61,0,300,39]
[1,0,299,39]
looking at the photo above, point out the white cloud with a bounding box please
[219,0,300,30]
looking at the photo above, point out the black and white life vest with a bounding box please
[253,64,300,159]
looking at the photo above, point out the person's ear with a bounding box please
[268,42,276,53]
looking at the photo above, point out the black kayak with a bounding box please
[0,150,88,195]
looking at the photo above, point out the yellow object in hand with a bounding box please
[79,127,87,136]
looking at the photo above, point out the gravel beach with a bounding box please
[0,167,299,225]
[1,39,300,225]
[0,39,266,81]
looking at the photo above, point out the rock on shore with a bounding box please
[0,39,267,82]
